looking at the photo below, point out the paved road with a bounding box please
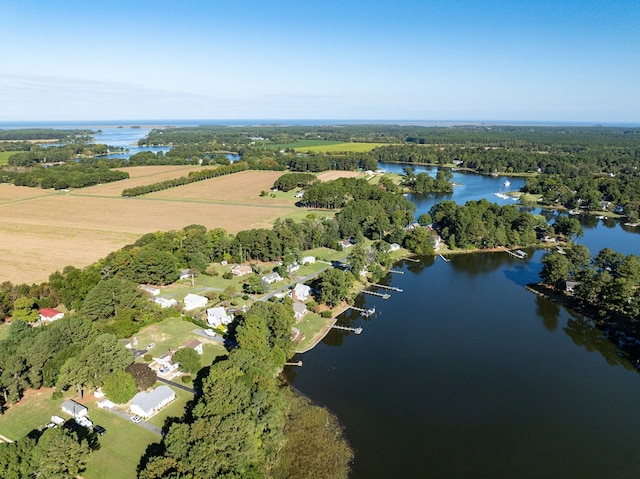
[157,376,196,395]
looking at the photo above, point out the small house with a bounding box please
[261,272,282,285]
[287,262,300,273]
[62,399,88,418]
[293,302,308,321]
[154,297,178,309]
[295,190,305,198]
[291,283,311,301]
[130,385,176,419]
[153,351,180,375]
[206,307,233,328]
[97,399,116,410]
[389,243,401,252]
[179,269,193,280]
[183,293,208,311]
[339,239,353,249]
[39,308,64,323]
[565,281,580,293]
[183,338,203,355]
[139,285,160,296]
[301,256,316,265]
[231,265,252,277]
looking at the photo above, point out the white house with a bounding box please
[389,243,401,252]
[179,269,193,280]
[293,302,308,321]
[97,399,116,410]
[139,285,160,296]
[154,297,178,309]
[301,256,316,265]
[291,283,311,301]
[231,265,252,277]
[287,262,300,273]
[62,399,88,418]
[261,272,282,285]
[153,351,180,375]
[130,385,176,419]
[39,308,64,323]
[206,307,233,328]
[183,293,208,311]
[182,338,203,355]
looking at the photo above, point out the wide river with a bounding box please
[286,164,640,478]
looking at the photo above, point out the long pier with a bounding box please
[348,306,376,317]
[405,257,420,263]
[438,254,450,262]
[360,290,391,299]
[331,325,363,334]
[369,283,403,292]
[504,249,527,259]
[389,269,404,275]
[284,361,303,367]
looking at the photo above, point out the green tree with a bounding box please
[80,278,141,320]
[173,348,201,375]
[11,297,39,323]
[31,427,89,478]
[318,269,352,307]
[540,252,572,288]
[102,370,138,404]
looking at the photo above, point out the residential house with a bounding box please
[565,281,580,293]
[206,306,233,328]
[179,269,193,280]
[261,272,282,285]
[153,350,180,375]
[97,399,116,410]
[183,338,203,355]
[339,239,353,249]
[293,302,307,321]
[231,265,252,277]
[39,308,64,323]
[154,297,178,309]
[295,190,305,198]
[301,256,316,265]
[287,262,300,273]
[183,293,208,311]
[62,399,88,418]
[130,385,176,419]
[389,243,401,252]
[291,283,311,301]
[139,285,160,296]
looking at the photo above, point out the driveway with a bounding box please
[106,407,163,436]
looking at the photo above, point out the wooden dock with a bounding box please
[405,257,420,263]
[348,306,376,317]
[504,249,527,259]
[360,290,391,299]
[389,269,404,274]
[369,283,403,292]
[331,325,363,334]
[438,254,450,262]
[284,361,303,367]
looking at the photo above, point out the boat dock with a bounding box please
[389,269,404,274]
[284,361,303,367]
[405,257,420,263]
[369,283,403,292]
[505,249,528,259]
[348,306,376,317]
[360,290,391,299]
[438,254,450,262]
[331,325,363,334]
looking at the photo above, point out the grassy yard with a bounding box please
[0,388,62,440]
[294,312,329,351]
[0,151,19,165]
[146,387,194,429]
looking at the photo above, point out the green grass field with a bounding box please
[294,142,390,153]
[0,151,19,165]
[257,139,343,150]
[294,312,328,351]
[146,387,194,429]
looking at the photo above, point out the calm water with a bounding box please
[286,172,640,478]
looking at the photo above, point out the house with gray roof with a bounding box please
[130,385,176,418]
[62,399,88,418]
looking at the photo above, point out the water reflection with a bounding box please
[535,295,560,332]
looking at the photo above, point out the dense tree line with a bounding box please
[540,246,640,324]
[3,164,128,189]
[0,128,94,142]
[273,172,317,192]
[430,199,549,249]
[402,168,454,194]
[121,161,248,197]
[6,144,118,167]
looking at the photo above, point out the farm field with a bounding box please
[294,142,390,153]
[0,168,362,284]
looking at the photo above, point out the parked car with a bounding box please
[93,425,106,435]
[130,415,141,423]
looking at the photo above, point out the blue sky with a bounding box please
[0,0,638,122]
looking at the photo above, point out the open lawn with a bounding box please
[0,151,19,165]
[294,312,330,352]
[294,142,390,153]
[257,140,342,150]
[0,388,61,440]
[146,387,194,429]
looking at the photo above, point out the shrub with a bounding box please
[51,390,63,400]
[181,375,193,384]
[102,371,138,404]
[321,310,333,318]
[222,271,233,280]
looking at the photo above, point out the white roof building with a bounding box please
[206,307,233,328]
[291,283,311,301]
[130,385,176,418]
[261,272,282,284]
[62,399,88,418]
[154,297,178,308]
[301,256,316,265]
[183,293,208,311]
